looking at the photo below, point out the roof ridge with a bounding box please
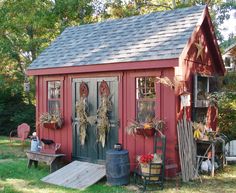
[68,5,206,30]
[224,42,236,53]
[28,5,207,70]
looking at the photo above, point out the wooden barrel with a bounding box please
[106,149,130,185]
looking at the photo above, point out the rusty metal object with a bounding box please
[80,82,89,97]
[99,80,110,96]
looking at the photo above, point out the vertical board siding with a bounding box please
[125,70,167,170]
[162,69,178,167]
[37,69,179,172]
[118,73,124,146]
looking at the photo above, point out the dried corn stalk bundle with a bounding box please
[156,76,182,90]
[97,94,112,147]
[76,96,89,146]
[126,120,140,135]
[156,77,175,89]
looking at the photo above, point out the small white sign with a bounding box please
[180,93,191,107]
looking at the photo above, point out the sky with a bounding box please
[220,9,236,40]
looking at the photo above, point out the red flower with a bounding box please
[138,154,154,165]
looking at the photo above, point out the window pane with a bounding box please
[197,77,208,100]
[136,77,156,123]
[48,101,60,114]
[137,101,155,123]
[48,81,61,99]
[47,81,61,114]
[136,77,156,99]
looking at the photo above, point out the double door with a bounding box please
[72,77,119,163]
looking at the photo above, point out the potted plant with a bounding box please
[39,112,63,129]
[126,118,165,137]
[137,153,162,179]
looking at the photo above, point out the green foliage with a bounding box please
[0,87,35,136]
[0,0,94,136]
[220,34,236,52]
[218,72,236,140]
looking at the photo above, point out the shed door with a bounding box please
[72,77,119,164]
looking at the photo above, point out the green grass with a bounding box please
[0,136,30,159]
[1,136,236,192]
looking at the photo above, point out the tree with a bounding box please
[0,0,94,102]
[99,0,232,43]
[0,0,94,135]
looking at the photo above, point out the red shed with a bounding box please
[27,5,225,175]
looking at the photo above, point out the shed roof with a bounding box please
[28,5,206,70]
[224,42,236,55]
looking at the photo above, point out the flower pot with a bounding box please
[136,128,155,137]
[40,143,61,154]
[141,164,161,180]
[43,122,58,129]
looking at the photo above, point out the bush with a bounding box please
[218,92,236,140]
[0,89,35,136]
[218,72,236,140]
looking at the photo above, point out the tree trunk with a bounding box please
[172,0,176,8]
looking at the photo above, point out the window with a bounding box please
[196,76,208,101]
[136,77,156,123]
[47,81,61,114]
[225,57,231,67]
[194,74,210,107]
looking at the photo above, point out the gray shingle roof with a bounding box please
[28,5,206,70]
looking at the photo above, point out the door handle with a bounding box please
[110,120,120,127]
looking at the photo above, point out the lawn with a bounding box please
[0,136,236,193]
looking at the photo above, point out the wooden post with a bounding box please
[211,143,215,177]
[177,107,196,182]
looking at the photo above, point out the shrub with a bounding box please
[0,89,35,136]
[218,92,236,140]
[218,72,236,140]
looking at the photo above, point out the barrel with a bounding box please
[106,149,130,185]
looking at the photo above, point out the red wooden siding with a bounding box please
[32,7,225,176]
[27,59,178,76]
[36,69,179,170]
[123,69,178,171]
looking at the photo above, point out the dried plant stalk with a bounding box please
[126,120,141,135]
[156,76,181,90]
[97,95,112,148]
[39,112,62,128]
[156,77,175,89]
[76,96,89,146]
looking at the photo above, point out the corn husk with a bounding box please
[97,95,112,148]
[76,97,89,146]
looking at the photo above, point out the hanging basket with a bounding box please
[43,122,60,130]
[141,164,161,180]
[136,128,155,137]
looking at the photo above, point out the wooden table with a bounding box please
[26,151,65,173]
[196,138,225,177]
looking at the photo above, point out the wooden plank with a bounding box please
[41,161,106,190]
[42,161,83,184]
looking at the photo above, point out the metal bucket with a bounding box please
[30,139,40,152]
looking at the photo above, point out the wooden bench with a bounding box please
[26,151,65,173]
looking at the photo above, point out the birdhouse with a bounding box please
[180,91,191,107]
[24,81,30,92]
